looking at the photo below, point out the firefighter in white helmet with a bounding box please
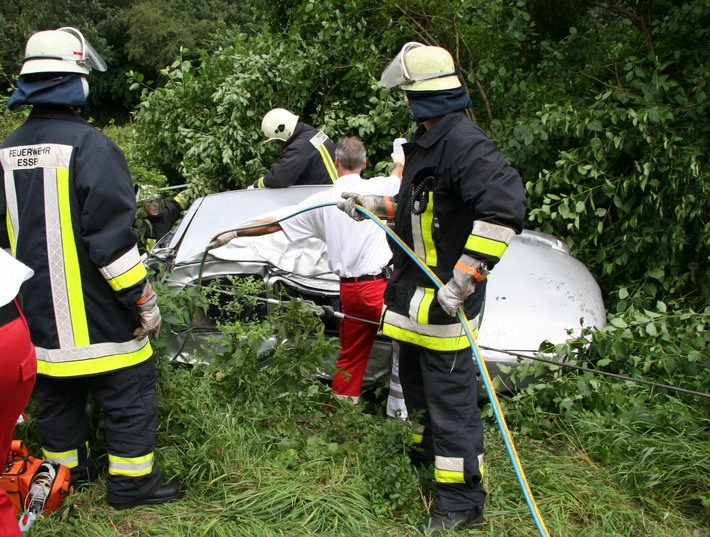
[251,107,338,188]
[338,42,527,533]
[0,27,184,509]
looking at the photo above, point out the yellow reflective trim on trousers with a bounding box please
[382,323,470,351]
[42,447,79,468]
[57,168,90,346]
[108,452,154,477]
[420,192,437,266]
[105,261,147,292]
[435,468,466,484]
[465,235,508,259]
[316,144,338,183]
[36,340,153,378]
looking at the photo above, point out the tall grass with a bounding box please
[20,359,707,537]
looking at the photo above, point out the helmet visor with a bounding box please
[380,42,424,88]
[380,41,458,89]
[57,27,107,72]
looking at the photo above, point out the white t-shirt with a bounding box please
[280,173,400,278]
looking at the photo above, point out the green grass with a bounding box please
[19,363,708,537]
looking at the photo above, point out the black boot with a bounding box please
[419,505,485,533]
[109,480,185,510]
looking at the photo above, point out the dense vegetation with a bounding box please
[1,0,708,535]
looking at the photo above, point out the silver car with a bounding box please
[148,186,607,393]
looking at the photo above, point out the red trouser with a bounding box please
[0,302,37,537]
[331,277,387,401]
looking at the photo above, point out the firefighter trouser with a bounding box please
[35,358,164,503]
[332,277,388,403]
[398,342,486,511]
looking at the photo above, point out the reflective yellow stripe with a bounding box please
[383,323,470,351]
[412,425,425,445]
[316,143,338,183]
[58,168,90,346]
[109,452,154,477]
[435,468,466,484]
[465,235,508,259]
[104,261,147,292]
[421,192,437,265]
[5,212,15,253]
[417,288,435,324]
[173,192,189,209]
[435,455,466,483]
[36,340,153,377]
[42,447,79,468]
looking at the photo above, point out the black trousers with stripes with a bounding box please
[36,357,164,502]
[398,343,486,512]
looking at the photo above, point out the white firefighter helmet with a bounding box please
[261,108,299,142]
[381,42,461,91]
[20,27,107,77]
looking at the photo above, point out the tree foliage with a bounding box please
[131,0,708,310]
[0,0,266,123]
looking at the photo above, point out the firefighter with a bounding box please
[250,108,338,188]
[0,27,183,509]
[338,43,527,532]
[136,190,190,254]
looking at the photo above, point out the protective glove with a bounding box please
[337,193,396,222]
[251,177,266,189]
[206,230,238,251]
[437,255,489,316]
[133,282,161,339]
[391,137,407,166]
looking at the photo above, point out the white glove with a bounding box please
[206,230,238,251]
[133,282,161,339]
[437,255,488,316]
[391,137,407,166]
[337,192,396,222]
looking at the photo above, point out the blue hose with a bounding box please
[196,200,550,536]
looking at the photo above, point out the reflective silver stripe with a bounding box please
[99,245,143,281]
[472,221,516,243]
[44,168,75,347]
[435,455,465,473]
[42,449,79,468]
[408,286,426,319]
[384,309,478,338]
[36,337,149,363]
[411,213,426,259]
[0,144,73,170]
[109,452,154,476]
[2,168,19,245]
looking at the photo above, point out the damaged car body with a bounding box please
[147,185,607,393]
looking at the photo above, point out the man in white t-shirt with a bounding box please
[207,137,403,405]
